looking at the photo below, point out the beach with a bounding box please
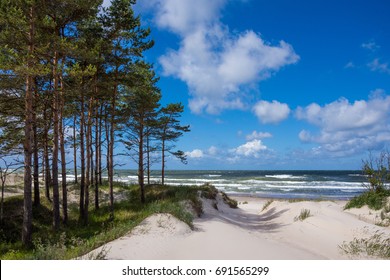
[84,194,390,260]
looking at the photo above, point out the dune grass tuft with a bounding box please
[294,208,311,221]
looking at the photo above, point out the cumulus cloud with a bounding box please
[207,146,218,156]
[231,139,267,158]
[143,0,299,114]
[296,93,390,156]
[246,131,272,141]
[253,100,291,124]
[185,149,204,158]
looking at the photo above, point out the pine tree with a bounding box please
[122,62,160,203]
[157,104,190,185]
[0,0,49,246]
[101,0,153,213]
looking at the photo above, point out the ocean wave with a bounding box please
[265,174,306,179]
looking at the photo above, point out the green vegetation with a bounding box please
[340,152,390,258]
[200,184,218,200]
[345,151,390,211]
[294,209,311,221]
[339,233,390,259]
[0,183,206,259]
[345,189,390,210]
[0,0,190,247]
[261,199,274,212]
[221,191,238,208]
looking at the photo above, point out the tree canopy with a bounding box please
[0,0,189,247]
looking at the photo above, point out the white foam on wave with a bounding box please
[265,174,306,179]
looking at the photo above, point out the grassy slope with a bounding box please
[0,183,208,259]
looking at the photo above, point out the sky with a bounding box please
[107,0,390,170]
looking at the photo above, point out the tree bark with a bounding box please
[43,101,51,202]
[79,87,85,221]
[94,100,99,210]
[52,49,60,231]
[109,91,115,218]
[98,105,103,185]
[84,97,93,224]
[161,138,165,186]
[146,132,150,185]
[59,76,67,225]
[73,115,78,184]
[22,5,35,247]
[33,79,40,207]
[138,123,145,203]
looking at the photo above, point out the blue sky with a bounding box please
[108,0,390,170]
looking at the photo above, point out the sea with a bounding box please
[70,170,370,200]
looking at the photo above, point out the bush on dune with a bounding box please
[345,151,390,211]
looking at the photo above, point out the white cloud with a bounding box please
[144,0,226,35]
[185,149,204,158]
[368,58,390,74]
[246,131,272,141]
[143,0,299,114]
[296,93,390,156]
[344,61,355,69]
[253,100,291,124]
[207,146,218,156]
[231,139,267,158]
[361,41,380,51]
[296,95,390,132]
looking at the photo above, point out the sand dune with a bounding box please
[84,194,390,260]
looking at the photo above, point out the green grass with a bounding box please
[261,199,274,212]
[339,233,390,259]
[200,184,218,200]
[344,189,390,210]
[221,191,238,208]
[0,183,206,259]
[294,208,311,221]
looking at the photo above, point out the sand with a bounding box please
[84,194,390,260]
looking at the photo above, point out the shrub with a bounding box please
[345,189,390,210]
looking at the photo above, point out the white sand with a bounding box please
[84,194,390,260]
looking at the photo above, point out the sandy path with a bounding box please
[84,195,390,260]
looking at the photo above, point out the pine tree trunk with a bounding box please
[23,74,33,247]
[59,77,67,225]
[43,102,51,202]
[1,179,4,225]
[94,101,99,210]
[139,123,145,203]
[33,80,40,207]
[22,6,34,247]
[161,139,165,186]
[84,97,93,224]
[73,115,78,184]
[109,95,115,218]
[79,88,85,221]
[98,105,103,185]
[52,50,60,231]
[146,132,150,185]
